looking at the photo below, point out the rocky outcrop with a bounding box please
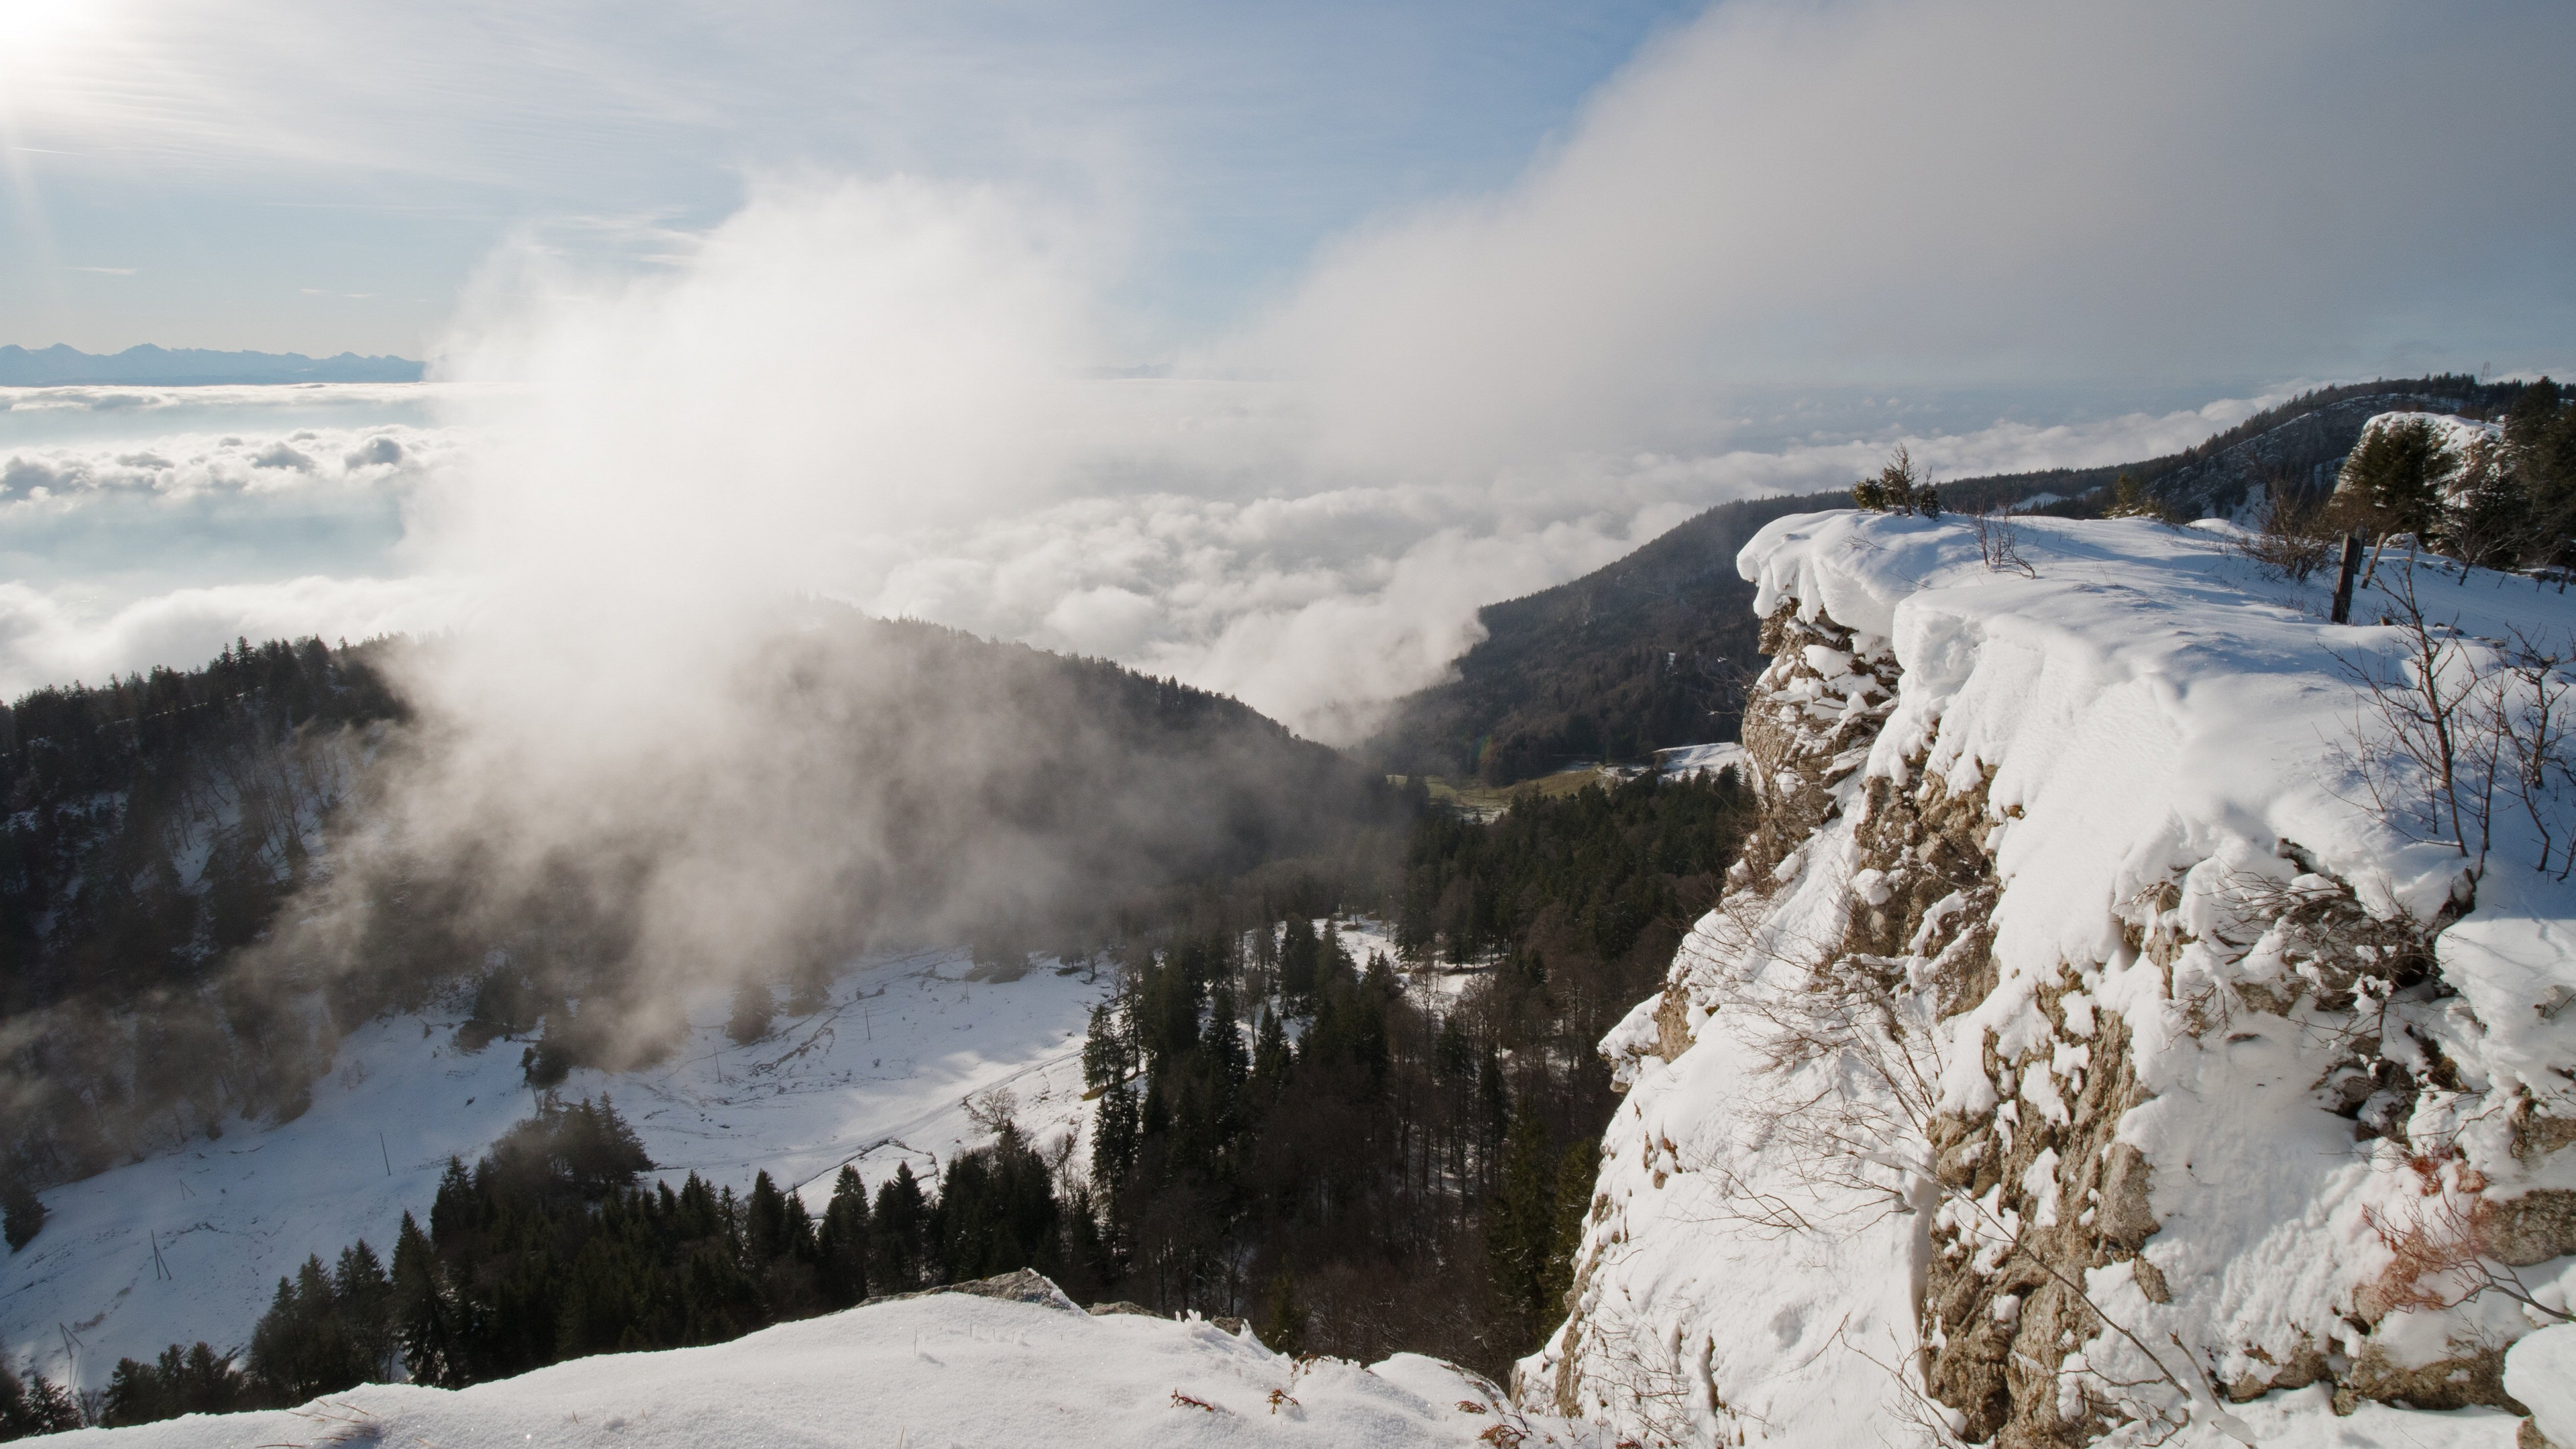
[1529,508,2576,1447]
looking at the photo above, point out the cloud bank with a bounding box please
[1258,0,2576,473]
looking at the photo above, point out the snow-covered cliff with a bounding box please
[1522,511,2576,1447]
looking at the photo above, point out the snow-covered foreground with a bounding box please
[48,1275,1587,1448]
[3,949,1108,1390]
[1536,512,2576,1446]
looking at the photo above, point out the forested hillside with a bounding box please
[1362,491,1843,785]
[1,637,407,1019]
[0,614,1405,1203]
[1368,375,2557,785]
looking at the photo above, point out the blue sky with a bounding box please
[4,1,2569,383]
[1,0,1697,358]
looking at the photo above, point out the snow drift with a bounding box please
[1522,511,2576,1446]
[54,1271,1580,1448]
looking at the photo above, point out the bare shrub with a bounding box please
[2232,486,2337,583]
[1970,511,2036,578]
[2329,561,2576,883]
[2358,1157,2573,1326]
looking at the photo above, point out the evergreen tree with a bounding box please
[100,1356,170,1428]
[1258,1271,1307,1356]
[0,1179,40,1252]
[2103,472,2166,519]
[931,1126,1061,1282]
[1091,1080,1140,1203]
[2444,436,2536,570]
[2509,378,2576,561]
[745,1171,794,1265]
[0,1355,85,1436]
[1548,1140,1597,1319]
[100,1342,248,1426]
[1851,445,1939,517]
[1249,1007,1291,1104]
[816,1166,871,1305]
[869,1163,929,1293]
[247,1247,387,1404]
[390,1211,458,1389]
[2341,415,2459,541]
[1277,915,1320,1002]
[1486,1110,1561,1348]
[333,1240,397,1383]
[727,977,776,1045]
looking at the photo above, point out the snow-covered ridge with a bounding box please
[1525,511,2576,1446]
[2350,409,2504,464]
[57,1271,1585,1448]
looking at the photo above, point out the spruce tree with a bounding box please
[2445,437,2535,570]
[1486,1111,1560,1350]
[2341,415,2458,541]
[1258,1271,1307,1356]
[1090,1081,1140,1201]
[0,1177,40,1252]
[785,959,831,1016]
[0,1356,83,1435]
[869,1163,928,1292]
[1249,1008,1291,1104]
[391,1211,458,1388]
[817,1166,871,1305]
[745,1171,796,1265]
[101,1355,174,1427]
[1851,446,1939,517]
[727,977,776,1045]
[1277,915,1320,1002]
[333,1240,396,1384]
[2510,379,2576,561]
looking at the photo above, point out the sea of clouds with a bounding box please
[0,347,2269,741]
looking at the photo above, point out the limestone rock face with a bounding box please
[1523,512,2576,1447]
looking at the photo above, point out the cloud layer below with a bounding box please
[0,358,2273,735]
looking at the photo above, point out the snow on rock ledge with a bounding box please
[1529,511,2576,1447]
[63,1273,1582,1447]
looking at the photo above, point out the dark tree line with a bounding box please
[80,1094,1108,1432]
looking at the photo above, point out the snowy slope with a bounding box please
[1650,741,1749,783]
[1527,512,2576,1446]
[3,949,1108,1391]
[48,1277,1588,1448]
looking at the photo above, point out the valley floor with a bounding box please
[3,947,1110,1391]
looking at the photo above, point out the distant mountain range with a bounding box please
[0,343,425,386]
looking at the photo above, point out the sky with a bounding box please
[0,0,1697,358]
[2,0,2573,738]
